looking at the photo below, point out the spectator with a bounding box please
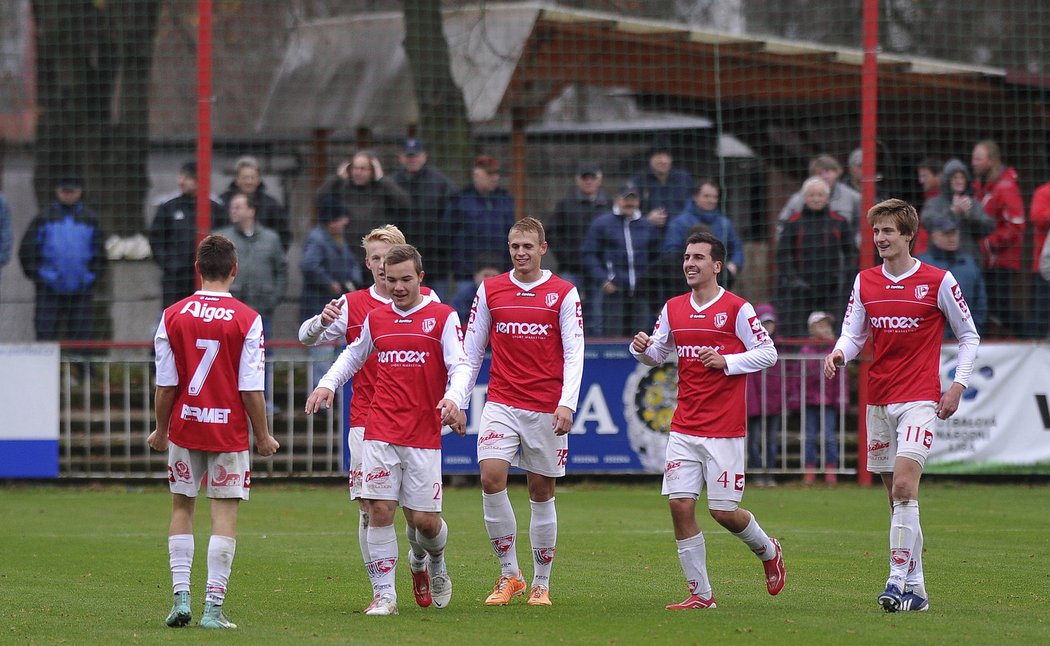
[444,154,515,296]
[920,159,994,260]
[662,178,744,287]
[746,303,783,487]
[630,139,694,229]
[1028,180,1050,338]
[581,182,662,337]
[0,191,12,302]
[149,161,223,308]
[971,140,1026,336]
[845,148,914,251]
[778,154,862,236]
[391,138,458,298]
[1041,225,1050,282]
[917,157,942,204]
[918,215,987,337]
[774,177,855,338]
[546,160,611,289]
[320,150,411,273]
[451,252,502,327]
[798,311,845,485]
[18,176,107,342]
[215,156,291,251]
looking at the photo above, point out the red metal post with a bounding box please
[195,0,214,261]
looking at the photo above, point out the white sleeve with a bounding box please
[939,271,980,387]
[461,282,492,409]
[318,315,375,391]
[154,317,177,387]
[440,310,472,408]
[724,301,778,375]
[297,300,349,346]
[630,303,673,366]
[238,315,265,391]
[558,286,586,412]
[833,274,869,364]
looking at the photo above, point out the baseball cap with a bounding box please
[316,193,348,224]
[617,181,639,198]
[807,311,833,328]
[402,139,425,155]
[57,176,83,190]
[929,215,960,233]
[754,303,777,323]
[577,161,602,177]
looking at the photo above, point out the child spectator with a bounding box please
[746,304,783,486]
[799,311,846,484]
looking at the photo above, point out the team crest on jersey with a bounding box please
[422,317,436,334]
[714,312,728,328]
[173,460,192,483]
[546,292,559,307]
[914,284,929,300]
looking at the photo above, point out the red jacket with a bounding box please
[1029,182,1050,274]
[973,166,1026,271]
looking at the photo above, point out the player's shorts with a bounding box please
[347,426,364,500]
[866,401,936,472]
[661,433,745,512]
[360,439,443,512]
[476,401,568,478]
[167,443,251,500]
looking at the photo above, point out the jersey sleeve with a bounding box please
[461,282,492,409]
[440,310,472,408]
[238,314,266,391]
[318,314,375,391]
[833,274,869,364]
[558,286,586,412]
[297,298,349,346]
[630,303,673,366]
[939,271,980,387]
[724,301,778,375]
[154,316,177,387]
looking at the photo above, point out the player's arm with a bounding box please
[825,274,868,379]
[720,302,777,375]
[439,310,471,434]
[298,296,349,346]
[235,315,279,454]
[460,282,492,410]
[630,304,673,366]
[553,287,586,435]
[306,315,374,413]
[149,386,177,451]
[241,391,279,456]
[148,317,177,451]
[936,272,981,419]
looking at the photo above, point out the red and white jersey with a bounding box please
[297,284,437,427]
[318,298,470,449]
[463,270,584,413]
[834,260,980,405]
[155,290,265,453]
[631,288,777,438]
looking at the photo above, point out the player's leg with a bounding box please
[517,408,566,606]
[163,443,204,627]
[663,433,716,609]
[478,403,526,605]
[347,426,371,567]
[199,450,250,629]
[401,447,448,608]
[360,440,402,616]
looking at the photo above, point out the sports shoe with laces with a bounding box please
[666,594,717,610]
[484,571,527,605]
[527,585,552,606]
[164,591,191,627]
[763,537,786,595]
[409,553,432,607]
[364,593,399,616]
[430,565,452,609]
[899,587,929,612]
[878,582,904,612]
[199,602,237,629]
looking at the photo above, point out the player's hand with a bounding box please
[450,410,467,436]
[936,382,966,420]
[697,347,727,371]
[320,296,344,327]
[437,399,460,427]
[305,387,335,414]
[255,434,280,457]
[631,331,652,353]
[824,350,845,380]
[552,405,573,436]
[147,429,169,452]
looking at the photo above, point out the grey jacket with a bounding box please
[1040,231,1050,282]
[778,181,861,232]
[213,224,288,317]
[920,159,994,259]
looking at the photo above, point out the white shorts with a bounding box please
[661,433,746,512]
[360,439,443,512]
[348,426,364,500]
[476,401,568,478]
[866,401,936,472]
[167,443,251,500]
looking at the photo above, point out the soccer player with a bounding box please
[462,217,584,607]
[630,231,785,610]
[298,224,440,607]
[305,244,470,616]
[148,234,281,629]
[824,199,979,613]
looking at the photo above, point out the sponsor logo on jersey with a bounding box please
[376,350,429,364]
[575,301,583,328]
[677,344,722,358]
[748,316,771,344]
[868,439,890,453]
[394,317,413,324]
[478,431,504,446]
[952,284,971,317]
[349,467,362,491]
[664,460,682,480]
[714,312,728,328]
[244,470,251,489]
[180,404,231,424]
[211,464,241,487]
[533,547,556,565]
[178,300,235,322]
[546,292,559,308]
[515,291,536,298]
[885,284,904,290]
[914,284,929,300]
[869,315,921,330]
[891,548,911,566]
[734,473,745,491]
[494,321,553,336]
[492,534,515,556]
[422,317,436,334]
[366,557,397,577]
[365,467,392,488]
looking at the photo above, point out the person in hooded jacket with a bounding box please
[920,158,994,260]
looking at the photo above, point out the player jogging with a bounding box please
[305,244,469,616]
[824,199,979,613]
[298,224,439,607]
[461,217,584,607]
[630,231,786,610]
[149,234,280,629]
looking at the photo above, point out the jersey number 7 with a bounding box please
[188,339,220,396]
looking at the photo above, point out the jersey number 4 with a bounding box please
[188,339,220,396]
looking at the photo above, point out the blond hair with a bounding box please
[509,216,545,244]
[362,224,406,248]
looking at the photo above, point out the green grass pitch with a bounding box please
[1,480,1047,644]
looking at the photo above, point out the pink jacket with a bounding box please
[796,341,848,408]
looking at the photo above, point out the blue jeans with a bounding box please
[804,405,839,468]
[747,415,781,470]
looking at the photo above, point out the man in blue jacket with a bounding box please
[663,179,744,287]
[0,191,12,303]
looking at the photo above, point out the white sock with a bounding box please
[358,508,371,564]
[731,512,777,561]
[676,532,712,598]
[419,519,448,571]
[529,499,557,589]
[907,524,926,596]
[405,523,427,560]
[890,500,920,586]
[168,534,193,594]
[366,524,398,598]
[483,489,519,576]
[205,535,236,605]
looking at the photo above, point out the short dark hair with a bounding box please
[473,155,501,173]
[228,190,256,211]
[197,235,237,280]
[917,157,941,174]
[693,177,720,196]
[685,231,726,263]
[384,243,423,274]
